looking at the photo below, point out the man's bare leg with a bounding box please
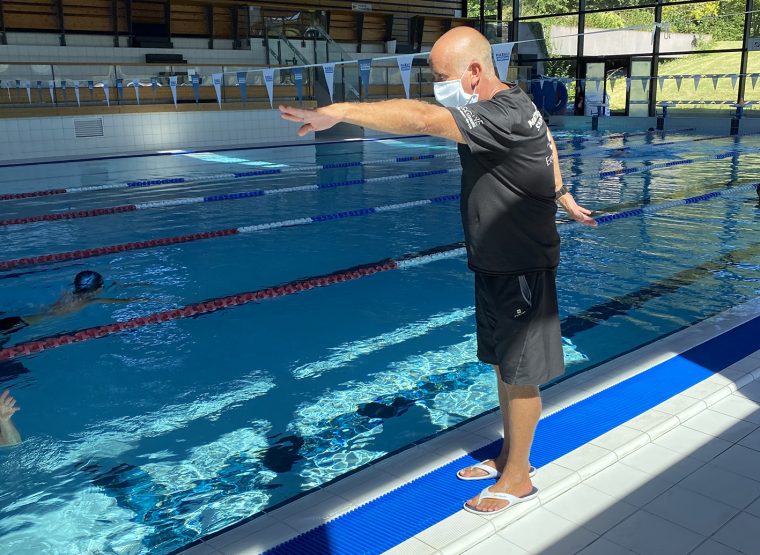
[466,382,541,511]
[459,365,514,478]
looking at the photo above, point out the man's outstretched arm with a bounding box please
[280,100,465,144]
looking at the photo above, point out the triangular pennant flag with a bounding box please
[658,76,665,91]
[132,81,140,104]
[712,75,719,90]
[237,71,248,103]
[49,80,55,103]
[212,72,223,108]
[151,77,158,97]
[169,76,178,107]
[293,68,303,102]
[693,75,701,90]
[640,77,648,91]
[609,78,616,92]
[116,78,123,99]
[25,81,31,104]
[5,83,10,102]
[322,63,336,102]
[358,59,372,97]
[74,80,80,107]
[191,74,200,103]
[593,78,601,93]
[730,75,738,89]
[261,68,275,108]
[491,42,514,82]
[397,55,415,99]
[102,81,110,106]
[626,78,631,92]
[88,80,94,99]
[675,76,682,91]
[752,74,759,90]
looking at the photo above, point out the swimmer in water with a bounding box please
[0,271,141,336]
[0,389,21,446]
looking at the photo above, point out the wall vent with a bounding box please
[74,118,104,138]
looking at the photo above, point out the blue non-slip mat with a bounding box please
[265,314,760,555]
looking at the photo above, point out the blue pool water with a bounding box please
[0,130,759,554]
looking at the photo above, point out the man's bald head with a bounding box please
[429,26,496,80]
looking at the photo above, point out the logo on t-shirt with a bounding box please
[528,107,544,131]
[545,138,554,166]
[457,106,484,130]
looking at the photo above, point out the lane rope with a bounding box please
[0,152,458,202]
[0,191,462,269]
[0,181,756,361]
[0,127,705,202]
[3,143,755,227]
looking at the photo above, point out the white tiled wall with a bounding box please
[0,109,311,162]
[0,40,257,65]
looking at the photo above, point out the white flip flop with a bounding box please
[463,485,539,515]
[456,461,537,481]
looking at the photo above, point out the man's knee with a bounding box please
[505,382,540,399]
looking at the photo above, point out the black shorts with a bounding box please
[474,270,565,385]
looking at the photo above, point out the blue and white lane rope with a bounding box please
[0,128,725,202]
[597,149,753,178]
[0,152,459,201]
[4,144,758,228]
[2,181,756,360]
[1,181,756,272]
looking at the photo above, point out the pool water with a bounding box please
[0,130,758,554]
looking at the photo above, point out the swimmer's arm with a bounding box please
[0,418,21,446]
[279,101,465,143]
[547,129,596,227]
[0,390,21,446]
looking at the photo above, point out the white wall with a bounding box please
[0,108,311,163]
[0,36,259,66]
[551,26,709,57]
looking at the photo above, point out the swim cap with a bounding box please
[73,271,104,294]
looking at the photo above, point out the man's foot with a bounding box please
[465,473,535,513]
[457,459,536,481]
[457,458,503,480]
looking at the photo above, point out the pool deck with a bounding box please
[180,296,760,555]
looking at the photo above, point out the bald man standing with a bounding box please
[280,27,596,515]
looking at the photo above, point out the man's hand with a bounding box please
[560,195,597,227]
[279,105,342,136]
[0,390,19,421]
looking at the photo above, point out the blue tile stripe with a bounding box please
[265,315,760,555]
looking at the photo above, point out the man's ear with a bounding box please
[469,62,483,91]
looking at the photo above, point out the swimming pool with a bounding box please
[0,129,758,554]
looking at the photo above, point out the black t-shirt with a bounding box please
[448,86,560,275]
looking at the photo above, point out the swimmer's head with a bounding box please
[73,271,104,295]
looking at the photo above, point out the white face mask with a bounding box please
[433,67,479,108]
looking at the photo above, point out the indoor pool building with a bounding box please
[0,1,759,554]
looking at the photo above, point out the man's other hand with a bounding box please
[563,196,597,227]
